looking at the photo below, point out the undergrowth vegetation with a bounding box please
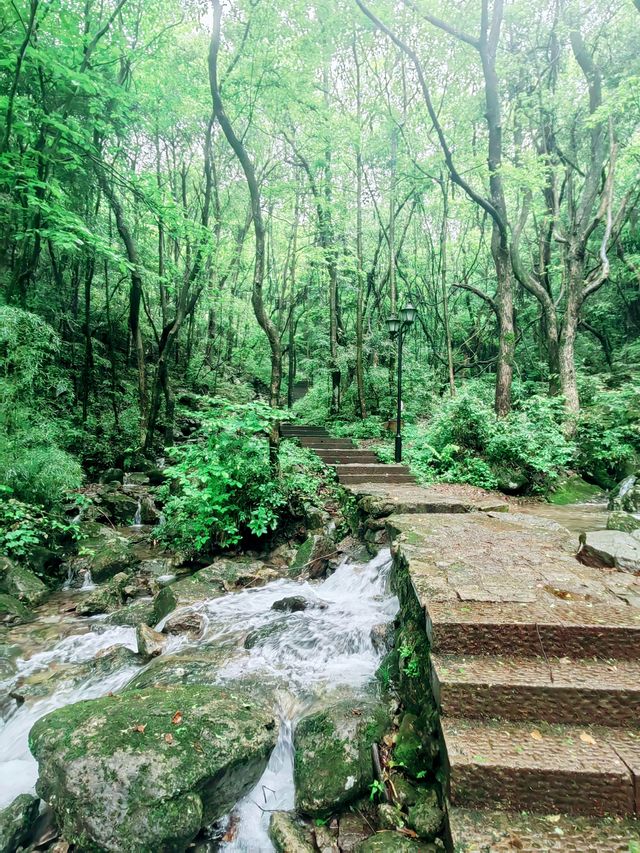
[158,401,338,555]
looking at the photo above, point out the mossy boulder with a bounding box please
[289,534,335,579]
[193,556,267,589]
[0,793,39,853]
[75,572,129,616]
[0,593,30,624]
[609,474,640,513]
[294,698,390,816]
[406,788,444,841]
[549,475,603,506]
[69,527,137,582]
[269,811,314,852]
[151,586,178,624]
[29,685,277,852]
[124,651,232,691]
[394,713,438,780]
[0,557,47,607]
[105,599,156,627]
[355,831,437,852]
[607,511,640,533]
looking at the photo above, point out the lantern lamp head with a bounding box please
[400,302,417,325]
[386,313,401,335]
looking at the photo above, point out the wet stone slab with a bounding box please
[387,511,640,612]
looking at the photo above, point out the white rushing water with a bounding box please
[214,548,397,851]
[0,548,397,850]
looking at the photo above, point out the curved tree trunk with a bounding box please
[209,0,282,464]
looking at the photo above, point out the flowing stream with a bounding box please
[0,546,397,851]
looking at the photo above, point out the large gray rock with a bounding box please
[578,529,640,573]
[0,593,30,624]
[294,699,389,815]
[0,557,47,607]
[29,685,277,852]
[0,793,39,853]
[609,474,640,513]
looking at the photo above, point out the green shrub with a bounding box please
[159,401,286,553]
[385,383,574,494]
[0,489,77,561]
[0,435,83,509]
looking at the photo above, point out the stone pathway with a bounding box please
[389,511,640,850]
[284,423,640,848]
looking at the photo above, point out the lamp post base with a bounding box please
[395,432,402,463]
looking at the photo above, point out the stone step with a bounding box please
[431,654,640,728]
[338,474,416,485]
[300,439,356,449]
[314,452,380,464]
[426,601,640,660]
[334,464,411,476]
[447,807,640,852]
[281,427,329,436]
[442,717,637,816]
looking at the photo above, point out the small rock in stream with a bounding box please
[268,811,314,852]
[136,623,166,659]
[271,596,308,613]
[162,609,205,637]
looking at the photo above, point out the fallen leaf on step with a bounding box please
[545,815,561,823]
[164,733,174,744]
[579,731,596,745]
[132,724,146,734]
[530,729,543,741]
[506,835,523,849]
[171,711,183,726]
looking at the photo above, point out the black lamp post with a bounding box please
[387,303,417,463]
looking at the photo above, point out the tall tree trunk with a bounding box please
[209,0,282,464]
[96,164,147,442]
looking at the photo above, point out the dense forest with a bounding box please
[1,0,640,556]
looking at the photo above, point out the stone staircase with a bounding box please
[280,424,415,487]
[388,512,640,850]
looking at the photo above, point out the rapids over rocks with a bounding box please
[0,537,398,851]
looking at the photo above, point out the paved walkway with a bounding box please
[284,423,640,848]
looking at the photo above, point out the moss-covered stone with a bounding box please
[406,788,443,841]
[29,685,277,852]
[0,557,47,607]
[394,713,437,780]
[289,534,335,579]
[0,593,30,624]
[607,511,640,533]
[244,618,289,650]
[548,475,603,505]
[355,831,437,852]
[294,698,390,816]
[69,528,137,583]
[151,585,177,624]
[75,572,129,616]
[268,811,314,852]
[124,651,231,691]
[0,793,39,853]
[105,599,156,627]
